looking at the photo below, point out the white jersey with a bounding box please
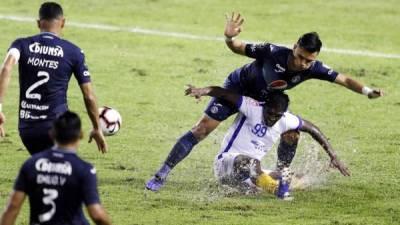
[216,96,302,161]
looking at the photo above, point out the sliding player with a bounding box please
[184,85,350,199]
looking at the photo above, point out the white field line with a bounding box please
[1,14,399,59]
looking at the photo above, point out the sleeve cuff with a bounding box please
[78,79,91,85]
[236,96,243,108]
[7,48,20,64]
[296,116,303,130]
[330,72,339,82]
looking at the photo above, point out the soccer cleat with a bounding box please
[145,175,165,192]
[276,179,293,200]
[276,167,294,200]
[145,164,171,192]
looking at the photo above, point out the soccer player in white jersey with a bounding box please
[184,85,350,199]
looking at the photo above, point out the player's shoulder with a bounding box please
[60,38,80,49]
[10,36,30,46]
[282,111,297,120]
[74,156,96,174]
[21,149,53,169]
[243,96,262,107]
[281,112,302,129]
[59,38,84,54]
[310,60,329,70]
[269,43,291,55]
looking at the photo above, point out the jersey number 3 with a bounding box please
[26,71,50,100]
[39,188,58,223]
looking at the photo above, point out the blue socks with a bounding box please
[164,131,199,169]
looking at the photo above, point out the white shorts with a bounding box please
[213,152,241,181]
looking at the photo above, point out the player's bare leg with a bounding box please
[146,115,221,191]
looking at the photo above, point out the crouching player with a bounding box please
[0,111,112,225]
[185,85,350,199]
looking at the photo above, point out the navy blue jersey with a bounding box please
[8,32,91,130]
[229,43,339,101]
[14,148,100,225]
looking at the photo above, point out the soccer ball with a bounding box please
[99,106,122,136]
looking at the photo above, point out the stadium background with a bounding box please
[0,0,399,224]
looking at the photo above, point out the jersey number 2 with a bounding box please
[39,188,58,223]
[26,71,50,100]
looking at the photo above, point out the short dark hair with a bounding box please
[39,2,63,21]
[297,32,322,53]
[52,111,81,145]
[264,91,290,112]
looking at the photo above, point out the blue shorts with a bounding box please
[204,70,242,121]
[19,127,53,155]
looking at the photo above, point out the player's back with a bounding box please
[9,32,91,129]
[14,148,98,225]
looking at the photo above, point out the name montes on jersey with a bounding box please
[29,42,64,57]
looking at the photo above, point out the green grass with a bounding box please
[0,0,399,224]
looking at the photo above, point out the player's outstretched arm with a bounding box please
[0,191,26,225]
[334,73,384,99]
[224,12,247,56]
[299,119,350,176]
[79,83,107,153]
[0,53,18,138]
[185,85,240,105]
[87,204,112,225]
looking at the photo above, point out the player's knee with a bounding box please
[281,130,300,145]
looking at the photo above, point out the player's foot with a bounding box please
[145,163,171,192]
[276,167,294,200]
[276,181,293,201]
[146,175,165,192]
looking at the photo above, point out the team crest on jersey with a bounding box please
[291,75,301,83]
[251,140,267,152]
[211,106,218,114]
[29,42,64,57]
[210,103,222,114]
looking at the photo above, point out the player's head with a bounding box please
[51,111,83,147]
[292,32,322,71]
[37,2,65,33]
[263,92,289,127]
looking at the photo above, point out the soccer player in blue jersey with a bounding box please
[0,111,112,225]
[146,12,383,191]
[0,2,107,154]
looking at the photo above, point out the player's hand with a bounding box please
[185,84,207,102]
[0,112,5,138]
[368,88,384,99]
[89,128,108,153]
[224,12,244,38]
[330,157,350,176]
